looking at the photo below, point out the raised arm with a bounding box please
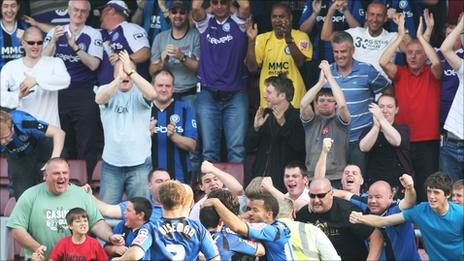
[67,31,101,71]
[201,161,244,195]
[398,174,416,210]
[120,50,157,100]
[299,0,321,34]
[417,17,442,80]
[440,15,464,70]
[300,69,326,121]
[245,20,259,72]
[349,211,406,227]
[314,138,333,179]
[359,116,380,152]
[320,1,338,41]
[236,0,251,19]
[320,60,350,123]
[44,125,65,158]
[131,0,146,25]
[202,198,248,235]
[369,103,401,147]
[260,177,286,201]
[379,15,404,80]
[94,69,122,105]
[191,0,206,21]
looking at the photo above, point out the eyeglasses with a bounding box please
[26,41,44,46]
[170,9,187,15]
[309,189,332,199]
[317,98,336,103]
[211,0,228,6]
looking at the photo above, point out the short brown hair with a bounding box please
[158,180,186,210]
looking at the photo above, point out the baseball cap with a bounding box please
[168,0,191,11]
[104,0,129,17]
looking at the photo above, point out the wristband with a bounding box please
[73,47,81,54]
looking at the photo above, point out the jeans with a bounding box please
[195,89,248,163]
[440,137,464,182]
[99,157,151,204]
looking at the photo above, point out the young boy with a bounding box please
[108,197,153,260]
[48,207,108,261]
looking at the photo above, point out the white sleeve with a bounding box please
[43,28,55,47]
[230,13,246,32]
[88,28,103,60]
[310,224,341,261]
[35,58,70,91]
[123,23,149,52]
[0,63,21,108]
[194,13,213,34]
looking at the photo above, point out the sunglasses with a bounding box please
[211,0,228,6]
[309,190,331,199]
[26,40,44,46]
[170,9,187,15]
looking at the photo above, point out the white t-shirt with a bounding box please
[346,27,397,79]
[0,57,70,126]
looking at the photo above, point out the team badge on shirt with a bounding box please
[112,32,120,42]
[284,46,290,55]
[399,0,408,8]
[133,32,145,40]
[299,40,309,49]
[170,114,180,124]
[222,23,231,32]
[94,39,103,47]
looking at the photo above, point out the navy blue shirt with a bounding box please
[151,100,197,183]
[0,110,48,158]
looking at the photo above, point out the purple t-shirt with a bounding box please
[98,21,149,85]
[194,13,248,91]
[437,48,464,128]
[44,25,103,88]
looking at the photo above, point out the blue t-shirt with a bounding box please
[402,202,464,260]
[211,225,258,260]
[118,197,163,223]
[142,0,172,44]
[0,20,27,70]
[351,199,420,261]
[247,220,294,260]
[326,60,389,141]
[112,221,153,260]
[151,100,197,183]
[0,110,48,158]
[150,217,219,261]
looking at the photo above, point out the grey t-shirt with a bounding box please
[151,27,200,92]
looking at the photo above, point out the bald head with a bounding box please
[367,180,394,214]
[23,26,43,40]
[369,180,393,196]
[310,178,332,191]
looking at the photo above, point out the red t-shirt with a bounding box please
[394,65,441,142]
[49,235,108,261]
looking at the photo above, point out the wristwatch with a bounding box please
[180,54,187,63]
[127,69,136,77]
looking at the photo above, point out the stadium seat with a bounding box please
[213,162,244,185]
[0,157,8,186]
[3,197,24,260]
[68,160,88,186]
[0,187,10,216]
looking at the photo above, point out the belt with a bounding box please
[203,87,238,101]
[444,131,464,145]
[173,86,197,99]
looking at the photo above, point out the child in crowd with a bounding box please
[107,197,153,260]
[46,208,107,261]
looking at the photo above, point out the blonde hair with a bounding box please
[245,177,264,197]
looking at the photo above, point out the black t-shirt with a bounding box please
[295,197,375,260]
